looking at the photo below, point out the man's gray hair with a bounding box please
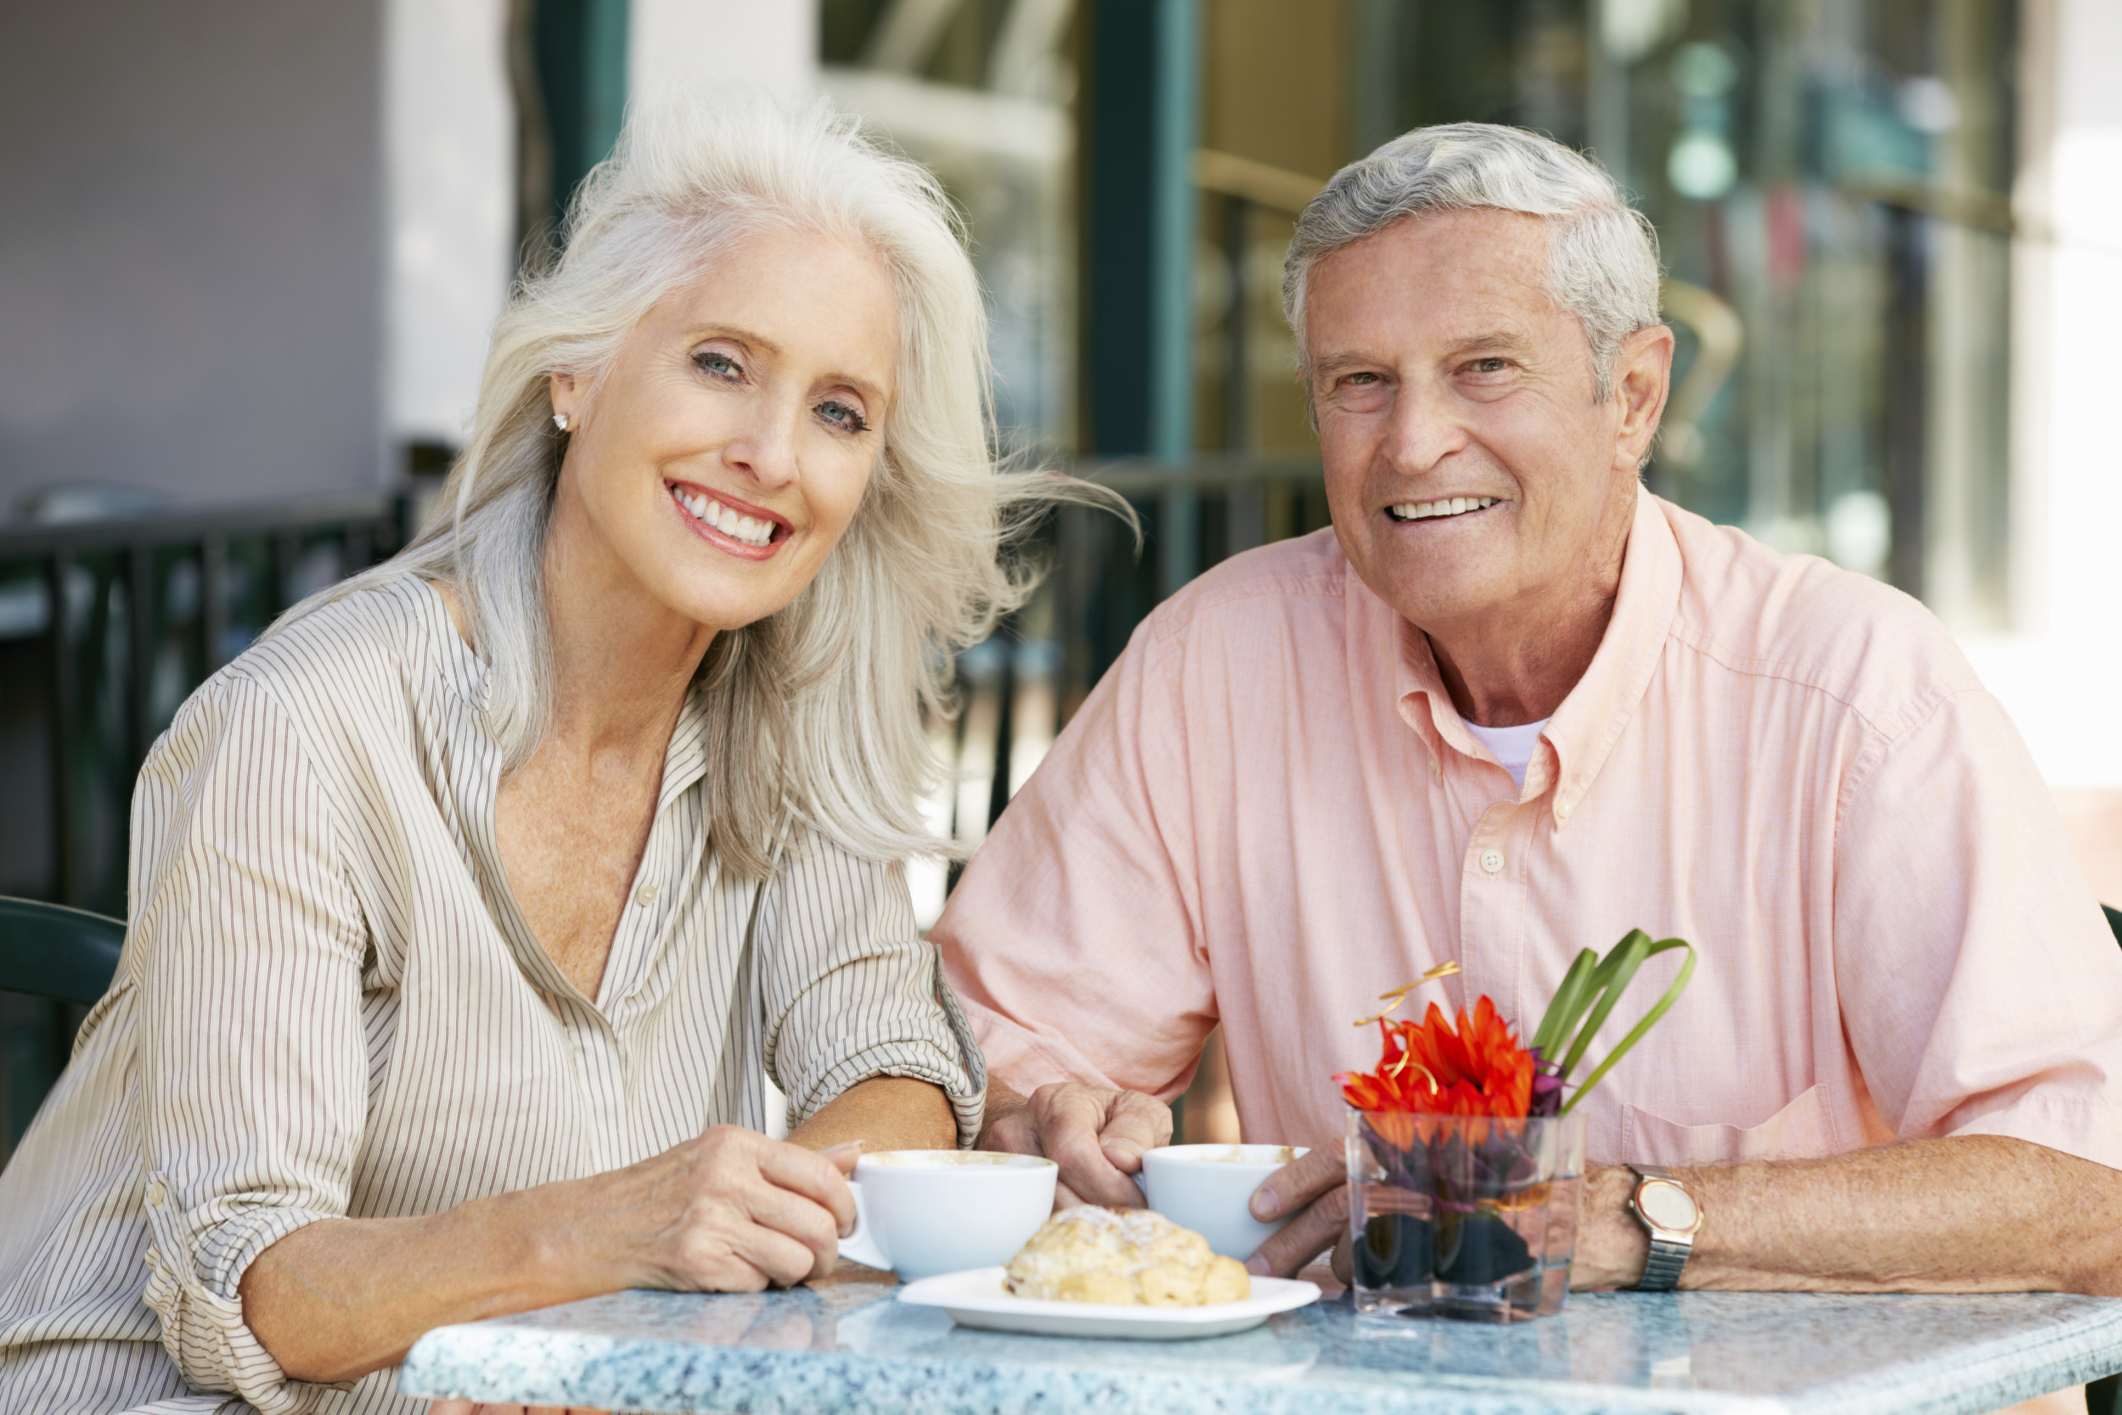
[1283,123,1662,401]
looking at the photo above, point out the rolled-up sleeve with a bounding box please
[1834,687,2122,1170]
[760,841,987,1146]
[131,674,367,1413]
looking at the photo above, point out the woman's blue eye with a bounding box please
[818,400,869,434]
[696,352,740,378]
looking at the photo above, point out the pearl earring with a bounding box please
[553,412,571,432]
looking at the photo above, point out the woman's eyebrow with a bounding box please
[691,324,887,406]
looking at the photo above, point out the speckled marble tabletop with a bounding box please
[399,1264,2122,1415]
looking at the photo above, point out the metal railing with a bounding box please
[0,493,414,917]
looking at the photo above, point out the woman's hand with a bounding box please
[584,1126,860,1291]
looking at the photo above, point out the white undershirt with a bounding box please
[1463,717,1551,790]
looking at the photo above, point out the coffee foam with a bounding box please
[863,1150,1038,1169]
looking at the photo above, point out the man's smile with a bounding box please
[1385,496,1503,523]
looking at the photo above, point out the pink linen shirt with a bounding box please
[935,490,2122,1171]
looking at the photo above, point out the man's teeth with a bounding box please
[672,485,775,547]
[1387,496,1500,522]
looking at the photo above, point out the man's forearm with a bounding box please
[976,1080,1031,1150]
[1575,1135,2122,1296]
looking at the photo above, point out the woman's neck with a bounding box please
[538,484,716,760]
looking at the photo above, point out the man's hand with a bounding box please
[1243,1146,1353,1279]
[980,1081,1172,1207]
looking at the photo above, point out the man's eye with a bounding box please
[1467,357,1510,374]
[1342,372,1381,387]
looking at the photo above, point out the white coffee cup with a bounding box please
[1140,1143,1312,1262]
[835,1150,1057,1282]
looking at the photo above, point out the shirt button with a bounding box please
[1479,848,1505,874]
[635,883,659,907]
[144,1177,166,1207]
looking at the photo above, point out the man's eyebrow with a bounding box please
[1308,330,1538,381]
[1307,351,1379,381]
[1450,329,1536,357]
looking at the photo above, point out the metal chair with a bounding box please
[0,897,124,1166]
[0,897,124,1007]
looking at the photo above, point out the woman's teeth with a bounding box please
[671,485,775,547]
[1388,496,1500,522]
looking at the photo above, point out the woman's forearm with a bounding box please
[241,1125,857,1384]
[240,1176,621,1383]
[787,1075,956,1152]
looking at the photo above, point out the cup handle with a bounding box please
[836,1178,891,1272]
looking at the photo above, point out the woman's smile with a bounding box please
[667,478,791,559]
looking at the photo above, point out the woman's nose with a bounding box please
[720,402,803,491]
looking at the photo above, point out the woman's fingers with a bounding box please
[753,1134,859,1236]
[633,1126,856,1290]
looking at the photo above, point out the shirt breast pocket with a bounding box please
[1619,1084,1843,1166]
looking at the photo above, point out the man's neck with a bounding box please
[1425,546,1628,730]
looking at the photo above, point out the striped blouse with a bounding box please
[0,577,984,1415]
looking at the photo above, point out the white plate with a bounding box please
[895,1266,1321,1341]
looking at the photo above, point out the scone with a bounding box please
[1004,1207,1252,1306]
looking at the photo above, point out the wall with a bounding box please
[387,0,516,451]
[0,0,388,513]
[1962,0,2122,903]
[629,0,818,111]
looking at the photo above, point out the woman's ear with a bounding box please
[549,371,578,423]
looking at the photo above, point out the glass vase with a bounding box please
[1344,1107,1585,1322]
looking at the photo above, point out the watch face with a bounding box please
[1638,1180,1699,1231]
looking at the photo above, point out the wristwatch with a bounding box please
[1625,1164,1704,1291]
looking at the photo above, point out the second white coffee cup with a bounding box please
[1140,1143,1312,1262]
[835,1150,1056,1282]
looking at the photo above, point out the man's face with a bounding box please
[1304,208,1655,637]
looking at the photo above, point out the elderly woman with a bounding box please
[0,96,1065,1414]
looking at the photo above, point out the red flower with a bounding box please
[1335,997,1534,1146]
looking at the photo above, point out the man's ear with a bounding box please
[1611,323,1675,473]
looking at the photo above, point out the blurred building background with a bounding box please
[3,0,2120,1149]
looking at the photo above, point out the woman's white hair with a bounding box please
[1283,122,1662,401]
[276,92,1102,877]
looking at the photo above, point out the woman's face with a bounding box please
[549,228,897,637]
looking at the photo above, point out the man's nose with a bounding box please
[1382,380,1470,474]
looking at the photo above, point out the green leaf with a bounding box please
[1531,947,1601,1058]
[1558,929,1655,1079]
[1559,937,1697,1115]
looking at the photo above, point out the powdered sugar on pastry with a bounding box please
[1003,1207,1252,1306]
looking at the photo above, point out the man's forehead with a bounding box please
[1304,212,1563,354]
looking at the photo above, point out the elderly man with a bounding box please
[932,123,2122,1314]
